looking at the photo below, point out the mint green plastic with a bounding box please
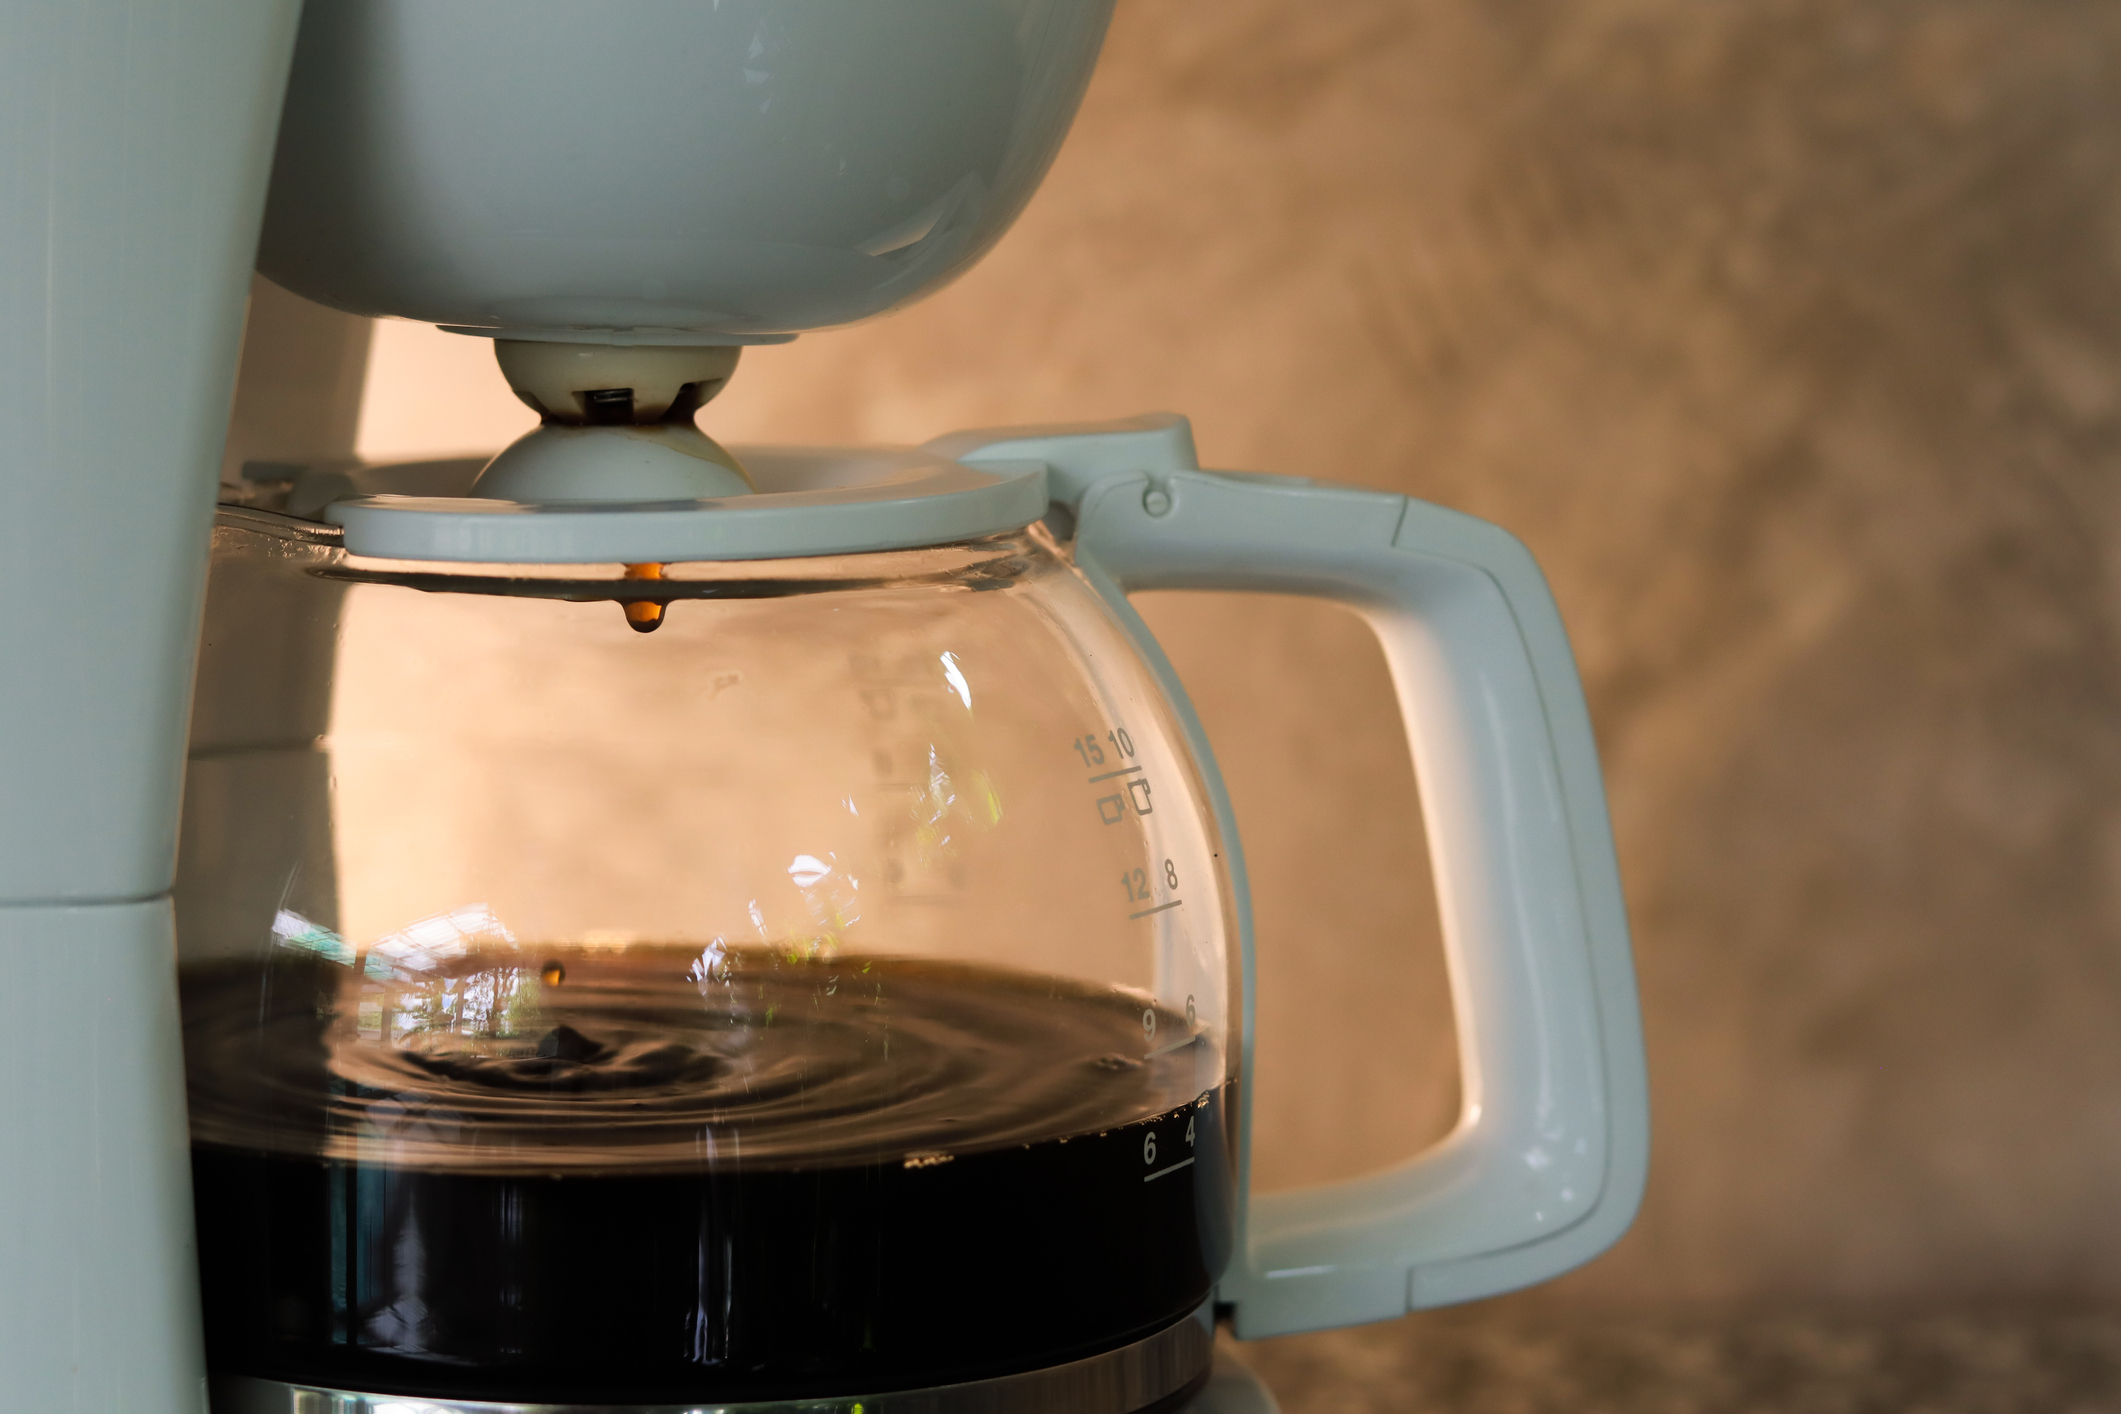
[940,415,1650,1339]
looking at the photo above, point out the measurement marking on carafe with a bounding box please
[1086,765,1145,783]
[1128,900,1183,920]
[1143,1158,1196,1183]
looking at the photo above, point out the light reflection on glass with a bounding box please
[940,650,972,709]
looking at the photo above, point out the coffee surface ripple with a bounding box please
[182,948,1215,1172]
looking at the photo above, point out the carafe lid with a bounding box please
[323,445,1046,563]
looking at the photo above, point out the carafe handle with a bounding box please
[936,414,1648,1340]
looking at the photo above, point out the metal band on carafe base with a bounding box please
[211,1300,1214,1414]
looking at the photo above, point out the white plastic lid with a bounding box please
[324,446,1048,564]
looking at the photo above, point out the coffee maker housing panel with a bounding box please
[0,0,301,906]
[258,0,1115,337]
[1,6,301,1414]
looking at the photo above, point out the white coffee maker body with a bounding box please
[0,5,1648,1412]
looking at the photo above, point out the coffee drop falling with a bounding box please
[622,562,667,633]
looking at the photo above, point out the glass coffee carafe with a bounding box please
[177,420,1645,1412]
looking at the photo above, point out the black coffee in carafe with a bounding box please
[182,948,1232,1404]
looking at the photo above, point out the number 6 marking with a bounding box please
[1143,1131,1158,1165]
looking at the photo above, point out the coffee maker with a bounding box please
[0,4,1648,1412]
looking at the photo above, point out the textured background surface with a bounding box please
[343,0,2121,1399]
[1230,1303,2121,1413]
